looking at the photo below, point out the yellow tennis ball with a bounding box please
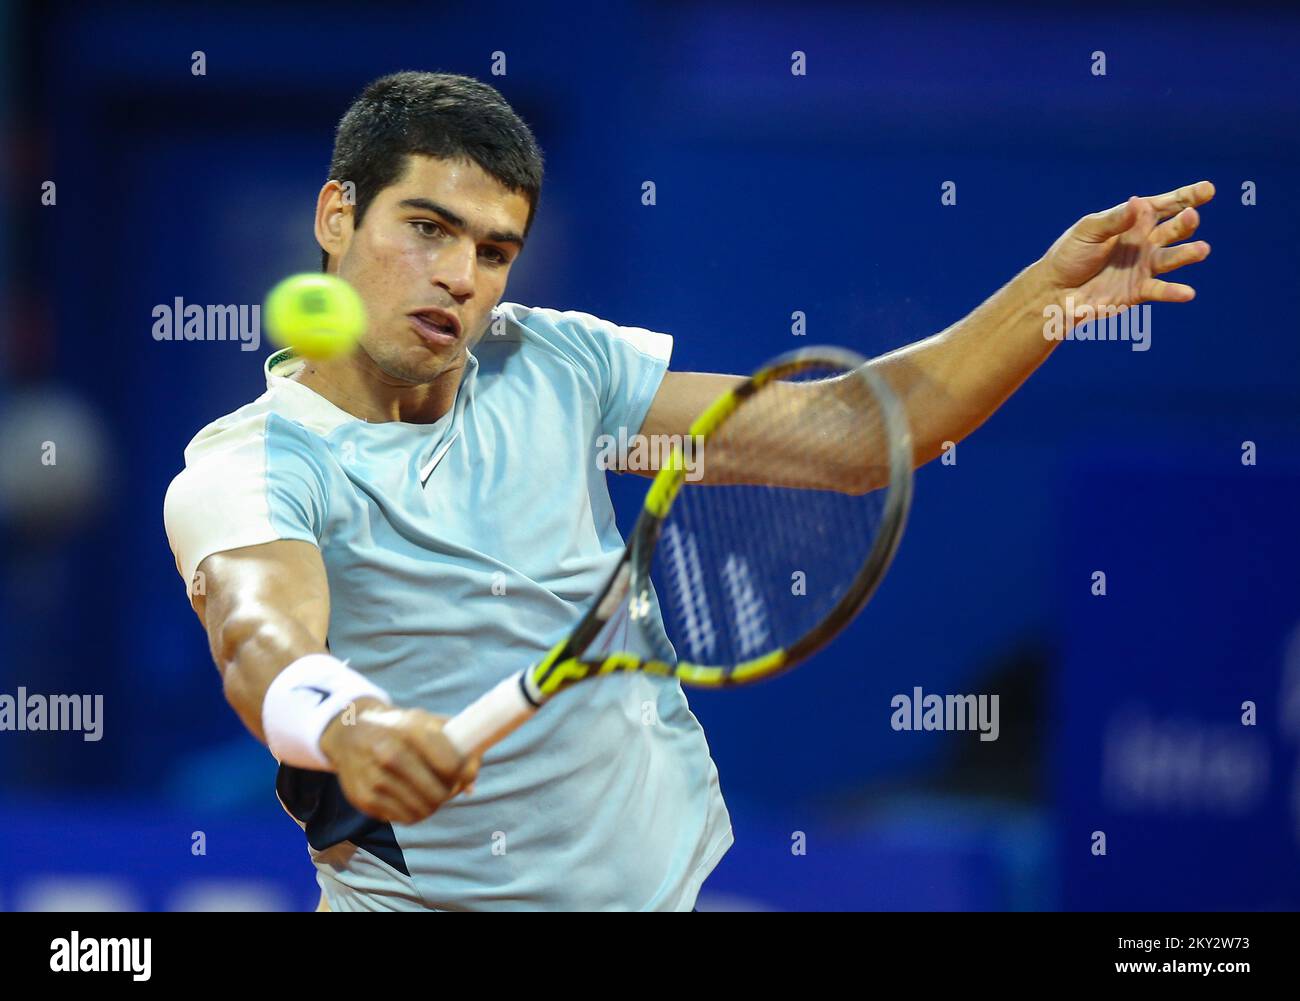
[264,273,366,360]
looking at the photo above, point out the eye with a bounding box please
[411,220,447,239]
[481,247,510,265]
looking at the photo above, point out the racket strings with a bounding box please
[647,362,893,670]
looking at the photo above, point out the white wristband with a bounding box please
[262,653,391,771]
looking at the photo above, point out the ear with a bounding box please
[315,180,354,269]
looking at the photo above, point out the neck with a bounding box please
[291,349,467,424]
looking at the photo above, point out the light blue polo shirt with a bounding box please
[163,302,733,911]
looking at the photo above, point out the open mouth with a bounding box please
[409,309,461,345]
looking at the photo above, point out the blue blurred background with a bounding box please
[1,0,1298,911]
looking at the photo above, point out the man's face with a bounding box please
[329,154,531,385]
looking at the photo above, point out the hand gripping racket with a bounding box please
[443,345,913,759]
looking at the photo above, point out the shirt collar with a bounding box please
[262,347,479,430]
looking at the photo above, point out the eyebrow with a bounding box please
[397,198,525,248]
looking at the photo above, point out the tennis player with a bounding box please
[163,72,1213,911]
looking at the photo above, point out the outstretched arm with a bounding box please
[639,180,1215,477]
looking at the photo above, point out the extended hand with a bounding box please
[1042,180,1214,325]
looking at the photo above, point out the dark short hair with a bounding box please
[321,71,545,270]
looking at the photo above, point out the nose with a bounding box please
[433,238,476,299]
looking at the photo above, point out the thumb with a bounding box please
[452,754,482,798]
[1074,195,1138,244]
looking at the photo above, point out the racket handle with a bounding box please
[442,670,538,759]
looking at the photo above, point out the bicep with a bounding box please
[638,370,745,441]
[621,370,746,479]
[196,539,330,655]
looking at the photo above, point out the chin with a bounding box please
[377,346,463,386]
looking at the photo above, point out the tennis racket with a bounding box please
[443,344,913,759]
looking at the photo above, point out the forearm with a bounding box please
[210,610,328,743]
[641,258,1064,490]
[871,256,1062,466]
[726,258,1066,490]
[192,541,334,744]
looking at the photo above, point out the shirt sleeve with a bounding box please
[163,413,328,596]
[518,306,674,439]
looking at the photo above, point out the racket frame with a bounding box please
[443,345,912,757]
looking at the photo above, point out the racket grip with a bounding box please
[442,670,538,759]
